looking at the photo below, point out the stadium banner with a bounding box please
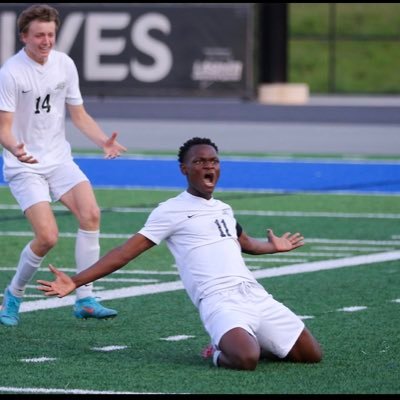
[0,3,254,98]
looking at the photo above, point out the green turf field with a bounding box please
[0,186,399,394]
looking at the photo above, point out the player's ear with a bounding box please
[20,33,27,44]
[180,163,188,175]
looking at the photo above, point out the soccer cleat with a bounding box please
[201,344,216,359]
[73,296,118,320]
[0,288,22,327]
[201,344,222,367]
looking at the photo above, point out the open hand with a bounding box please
[267,228,304,252]
[103,132,127,159]
[14,143,38,164]
[37,264,76,298]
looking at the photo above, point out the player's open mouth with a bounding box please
[203,173,215,187]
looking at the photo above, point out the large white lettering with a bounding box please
[130,13,172,82]
[56,12,85,54]
[85,13,130,81]
[0,10,173,82]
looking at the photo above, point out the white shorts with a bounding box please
[198,281,305,359]
[8,161,89,212]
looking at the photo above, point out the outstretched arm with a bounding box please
[67,104,127,158]
[238,228,304,255]
[37,233,155,297]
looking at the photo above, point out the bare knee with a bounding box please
[79,205,100,230]
[217,347,259,370]
[287,328,323,363]
[218,327,260,370]
[232,350,259,370]
[32,230,58,255]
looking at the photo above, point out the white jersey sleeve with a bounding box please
[0,65,16,112]
[139,191,256,307]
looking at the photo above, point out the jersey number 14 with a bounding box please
[35,94,51,114]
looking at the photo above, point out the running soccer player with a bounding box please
[0,4,127,326]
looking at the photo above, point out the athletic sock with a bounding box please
[9,242,43,297]
[75,228,100,300]
[213,350,222,367]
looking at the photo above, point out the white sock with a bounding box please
[75,229,100,300]
[9,242,43,297]
[213,350,221,367]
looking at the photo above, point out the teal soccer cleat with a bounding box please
[73,297,118,320]
[0,288,22,327]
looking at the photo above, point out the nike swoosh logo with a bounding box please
[22,90,32,93]
[187,215,194,218]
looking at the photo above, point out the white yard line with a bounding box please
[1,204,400,219]
[18,250,400,313]
[0,386,163,395]
[1,230,400,247]
[252,251,400,279]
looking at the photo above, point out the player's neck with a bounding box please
[24,47,49,65]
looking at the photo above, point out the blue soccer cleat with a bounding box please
[0,288,22,327]
[73,297,118,320]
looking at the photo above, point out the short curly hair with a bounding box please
[178,137,219,163]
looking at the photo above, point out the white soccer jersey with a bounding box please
[139,191,257,307]
[0,48,83,181]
